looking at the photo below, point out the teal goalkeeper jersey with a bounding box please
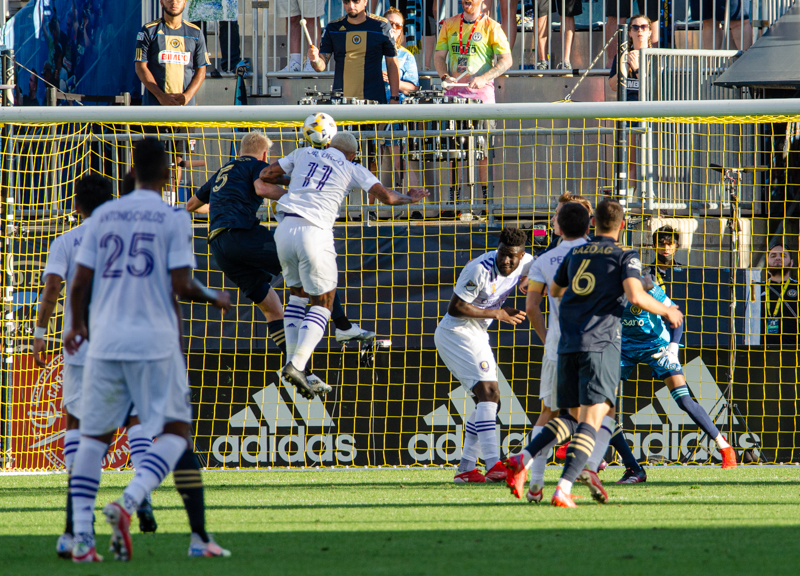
[621,284,673,348]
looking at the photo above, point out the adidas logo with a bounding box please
[410,368,532,463]
[625,357,758,461]
[211,374,356,465]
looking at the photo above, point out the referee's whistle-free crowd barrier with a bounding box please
[2,103,799,470]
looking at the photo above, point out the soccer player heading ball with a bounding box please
[260,116,429,398]
[436,227,532,483]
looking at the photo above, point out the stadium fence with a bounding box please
[1,99,799,471]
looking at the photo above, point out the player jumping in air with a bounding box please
[64,139,232,561]
[436,227,532,483]
[186,131,375,395]
[260,130,429,398]
[504,200,683,506]
[606,277,737,483]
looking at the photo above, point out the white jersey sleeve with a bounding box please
[528,256,547,285]
[278,148,299,176]
[75,217,99,270]
[43,235,69,280]
[452,261,488,305]
[168,209,198,270]
[519,253,534,277]
[350,163,381,193]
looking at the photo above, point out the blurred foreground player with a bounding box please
[260,115,428,398]
[505,200,683,507]
[436,227,532,483]
[64,139,232,562]
[186,131,375,395]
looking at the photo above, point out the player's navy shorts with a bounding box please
[557,346,620,408]
[620,344,684,381]
[208,224,281,304]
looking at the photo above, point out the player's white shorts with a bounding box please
[62,363,84,419]
[434,324,497,394]
[276,0,326,18]
[539,355,559,410]
[274,216,338,295]
[79,351,191,438]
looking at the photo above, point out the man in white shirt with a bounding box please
[63,139,231,563]
[259,132,428,398]
[435,227,532,483]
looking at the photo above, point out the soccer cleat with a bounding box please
[188,533,232,558]
[72,534,103,563]
[578,468,608,503]
[282,362,315,399]
[56,533,74,559]
[720,445,737,469]
[616,466,647,484]
[526,486,543,503]
[502,455,527,499]
[555,442,570,459]
[137,497,158,533]
[103,499,132,561]
[551,487,577,508]
[335,323,376,343]
[453,469,486,483]
[598,459,608,472]
[305,371,332,395]
[484,461,509,482]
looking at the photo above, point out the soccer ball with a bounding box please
[302,112,337,148]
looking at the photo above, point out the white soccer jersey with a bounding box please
[438,250,533,332]
[75,189,196,361]
[529,237,587,361]
[276,146,380,230]
[42,222,92,366]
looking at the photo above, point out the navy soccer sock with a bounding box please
[560,423,597,484]
[267,319,287,355]
[610,424,641,470]
[331,293,351,331]
[173,450,209,543]
[523,413,577,461]
[671,385,721,439]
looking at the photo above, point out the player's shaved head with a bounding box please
[594,199,626,234]
[75,173,113,217]
[557,202,590,239]
[132,138,170,188]
[241,131,272,156]
[331,132,358,156]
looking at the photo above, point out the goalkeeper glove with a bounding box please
[652,342,680,368]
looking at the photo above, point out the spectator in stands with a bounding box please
[609,14,651,101]
[21,73,39,107]
[371,0,438,70]
[527,0,582,69]
[134,0,209,106]
[648,225,686,296]
[761,244,798,349]
[605,0,659,62]
[485,0,519,55]
[279,0,323,71]
[691,0,753,50]
[434,0,511,210]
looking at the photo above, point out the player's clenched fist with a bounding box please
[407,187,430,201]
[307,45,320,66]
[497,307,526,325]
[213,290,232,314]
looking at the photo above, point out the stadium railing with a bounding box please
[1,98,799,471]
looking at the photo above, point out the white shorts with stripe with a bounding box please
[274,216,338,296]
[434,324,497,394]
[62,363,84,419]
[539,355,559,410]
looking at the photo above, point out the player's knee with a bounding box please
[473,381,500,403]
[65,413,80,430]
[162,421,192,444]
[127,414,140,427]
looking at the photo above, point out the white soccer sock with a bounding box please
[290,53,301,65]
[458,411,480,473]
[527,426,549,490]
[474,401,499,470]
[283,296,309,362]
[127,424,152,471]
[63,428,81,472]
[290,305,331,372]
[715,434,730,449]
[121,433,187,515]
[587,416,616,472]
[556,478,574,494]
[70,436,107,535]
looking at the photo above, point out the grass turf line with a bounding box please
[2,467,800,575]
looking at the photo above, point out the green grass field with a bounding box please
[2,467,800,576]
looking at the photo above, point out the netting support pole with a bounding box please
[614,25,629,201]
[726,176,740,448]
[0,48,13,107]
[0,111,10,466]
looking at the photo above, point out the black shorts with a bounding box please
[689,0,749,21]
[208,225,281,304]
[543,0,583,18]
[557,347,621,408]
[606,0,659,20]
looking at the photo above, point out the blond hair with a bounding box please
[241,130,273,155]
[383,7,405,49]
[558,192,593,215]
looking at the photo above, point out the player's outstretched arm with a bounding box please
[63,265,93,355]
[367,183,429,206]
[259,163,291,186]
[170,267,232,313]
[33,274,63,367]
[526,281,548,343]
[549,281,567,298]
[448,294,526,325]
[254,179,287,200]
[185,194,209,213]
[623,277,684,328]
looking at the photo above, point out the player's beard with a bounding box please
[163,4,185,17]
[768,266,786,279]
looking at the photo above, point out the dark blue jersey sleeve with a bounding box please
[319,25,333,55]
[620,250,643,282]
[195,170,217,204]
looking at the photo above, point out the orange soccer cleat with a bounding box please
[454,469,487,483]
[551,487,577,508]
[578,468,608,503]
[485,461,510,482]
[502,455,527,499]
[720,445,738,469]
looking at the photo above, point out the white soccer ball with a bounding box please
[302,112,337,148]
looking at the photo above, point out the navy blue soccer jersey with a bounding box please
[319,14,397,103]
[554,236,643,353]
[621,284,673,349]
[196,156,269,233]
